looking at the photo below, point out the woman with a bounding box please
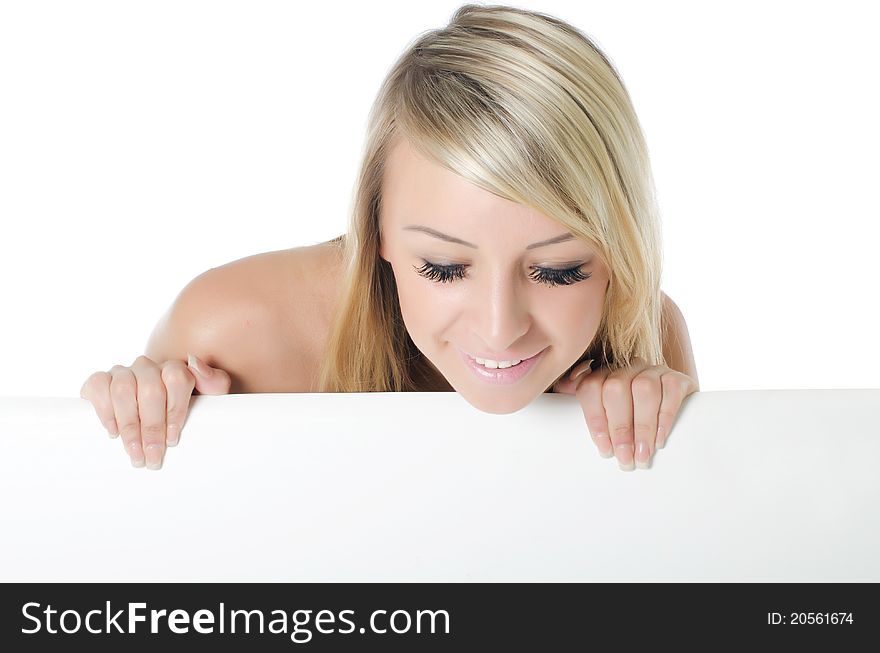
[80,3,699,473]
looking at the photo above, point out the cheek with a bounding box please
[396,277,440,329]
[397,284,425,322]
[543,289,603,340]
[396,279,463,340]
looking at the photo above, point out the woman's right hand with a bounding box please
[79,354,232,469]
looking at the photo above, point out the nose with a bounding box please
[472,270,531,354]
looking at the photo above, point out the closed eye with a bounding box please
[413,261,591,287]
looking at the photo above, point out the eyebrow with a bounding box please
[402,225,575,250]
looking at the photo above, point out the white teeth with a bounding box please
[474,357,522,369]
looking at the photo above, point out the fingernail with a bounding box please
[187,353,212,378]
[569,359,594,382]
[615,443,634,471]
[131,458,145,468]
[167,424,179,447]
[635,441,652,469]
[595,433,613,458]
[144,443,163,470]
[657,426,666,449]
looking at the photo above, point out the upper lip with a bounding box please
[459,346,544,361]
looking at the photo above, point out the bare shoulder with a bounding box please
[145,239,345,393]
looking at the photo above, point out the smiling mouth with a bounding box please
[462,348,545,363]
[456,345,547,385]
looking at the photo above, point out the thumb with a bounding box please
[552,359,593,395]
[187,353,232,395]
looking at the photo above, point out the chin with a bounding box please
[455,387,534,415]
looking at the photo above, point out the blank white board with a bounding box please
[0,389,878,582]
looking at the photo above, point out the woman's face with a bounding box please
[379,137,609,414]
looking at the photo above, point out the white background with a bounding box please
[1,0,877,397]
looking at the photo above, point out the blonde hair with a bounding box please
[316,3,666,393]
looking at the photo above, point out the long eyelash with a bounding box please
[413,261,466,283]
[413,261,592,287]
[529,266,592,286]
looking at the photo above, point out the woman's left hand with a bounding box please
[552,357,699,470]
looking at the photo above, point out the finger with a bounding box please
[631,366,665,469]
[130,356,168,470]
[573,366,613,458]
[603,357,651,471]
[656,372,695,449]
[160,359,197,447]
[80,371,119,437]
[552,358,594,395]
[108,365,145,467]
[186,353,233,395]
